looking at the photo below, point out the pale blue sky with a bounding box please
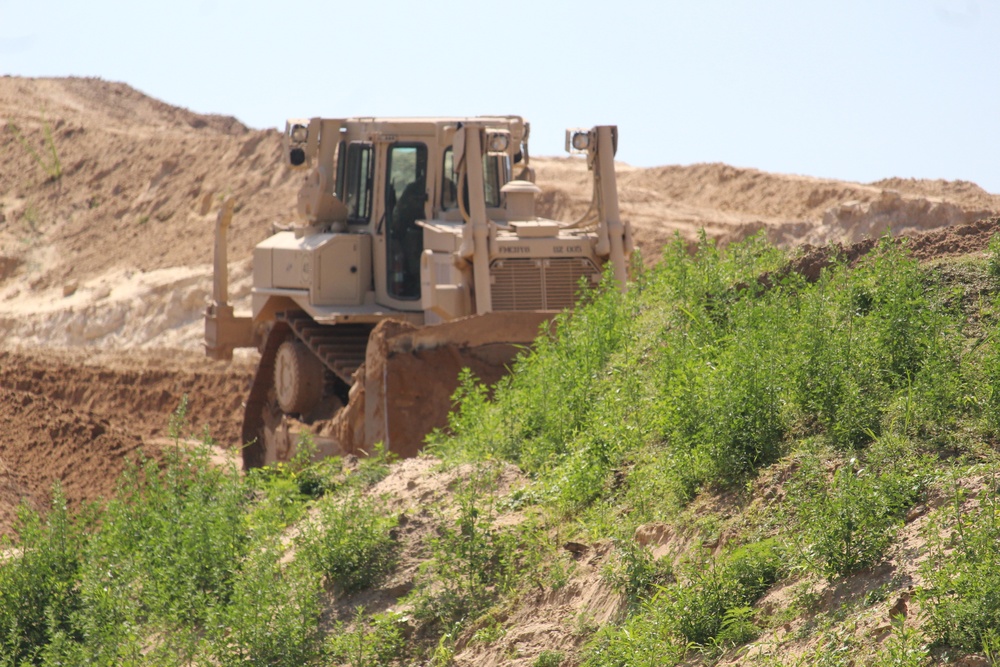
[2,1,998,192]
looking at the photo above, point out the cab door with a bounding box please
[383,142,428,303]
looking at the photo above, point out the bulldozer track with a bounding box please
[240,320,290,468]
[239,312,374,468]
[276,311,373,386]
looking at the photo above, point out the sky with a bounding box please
[2,0,999,192]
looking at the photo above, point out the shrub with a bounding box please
[298,490,398,595]
[790,438,929,579]
[583,539,782,665]
[0,487,87,665]
[869,623,930,667]
[211,536,323,666]
[919,473,1000,652]
[534,650,565,667]
[988,233,1000,279]
[411,471,526,628]
[662,539,782,645]
[980,330,1000,435]
[603,540,673,609]
[325,608,406,667]
[80,445,249,629]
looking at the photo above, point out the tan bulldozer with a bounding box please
[205,116,632,468]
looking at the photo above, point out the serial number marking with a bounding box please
[552,245,583,254]
[498,246,531,254]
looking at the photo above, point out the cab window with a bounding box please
[441,147,506,211]
[483,152,503,207]
[334,140,346,200]
[442,148,457,210]
[386,143,427,300]
[344,142,373,224]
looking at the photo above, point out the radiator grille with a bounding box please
[490,257,600,311]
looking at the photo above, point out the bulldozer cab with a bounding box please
[206,117,633,361]
[285,117,528,313]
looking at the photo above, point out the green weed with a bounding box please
[603,539,673,608]
[297,489,398,594]
[411,469,526,629]
[919,472,1000,652]
[325,607,406,667]
[0,487,88,665]
[211,534,322,666]
[21,204,41,238]
[534,650,565,667]
[869,622,930,666]
[988,233,1000,279]
[789,437,929,579]
[7,115,62,183]
[583,538,781,665]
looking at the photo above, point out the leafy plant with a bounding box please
[919,473,1000,652]
[0,487,88,665]
[583,538,781,664]
[534,650,565,667]
[662,539,781,645]
[988,233,1000,279]
[603,539,673,608]
[869,622,930,666]
[325,607,407,667]
[298,489,398,594]
[411,469,525,629]
[211,535,322,666]
[790,438,928,579]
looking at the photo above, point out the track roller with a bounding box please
[274,339,324,415]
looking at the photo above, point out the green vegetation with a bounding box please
[298,490,398,594]
[7,115,62,184]
[436,233,1000,663]
[789,437,932,579]
[0,405,397,666]
[586,539,783,664]
[326,607,407,667]
[6,231,1000,664]
[919,472,1000,654]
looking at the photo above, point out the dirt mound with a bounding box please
[0,348,255,534]
[869,176,997,207]
[905,215,1000,261]
[534,158,1000,263]
[49,78,248,136]
[784,216,1000,284]
[0,77,297,291]
[0,387,154,534]
[0,349,253,446]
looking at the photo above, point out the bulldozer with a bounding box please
[205,116,633,468]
